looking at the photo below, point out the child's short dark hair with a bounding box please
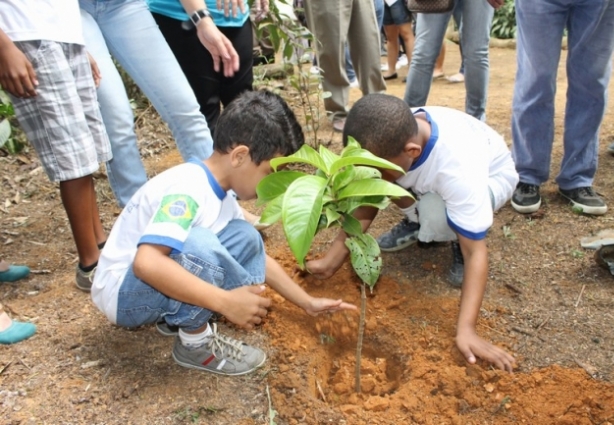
[214,90,305,164]
[343,93,418,158]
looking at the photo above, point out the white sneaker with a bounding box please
[349,79,359,88]
[309,66,320,75]
[396,54,408,70]
[381,63,389,72]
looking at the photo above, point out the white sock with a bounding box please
[400,204,419,223]
[179,323,213,348]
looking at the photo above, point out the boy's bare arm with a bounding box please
[134,244,270,329]
[306,206,379,279]
[455,235,516,372]
[265,255,357,315]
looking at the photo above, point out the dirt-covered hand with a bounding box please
[195,19,240,77]
[303,297,357,317]
[0,41,37,98]
[305,255,344,280]
[222,285,271,330]
[456,329,516,372]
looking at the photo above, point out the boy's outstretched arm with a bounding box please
[134,244,271,330]
[306,206,379,279]
[265,255,357,315]
[455,234,516,372]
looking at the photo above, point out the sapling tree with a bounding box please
[256,138,413,392]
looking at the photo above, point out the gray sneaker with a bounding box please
[172,323,266,376]
[376,217,420,252]
[559,187,607,215]
[75,266,96,292]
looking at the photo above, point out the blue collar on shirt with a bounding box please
[188,158,226,200]
[409,109,439,171]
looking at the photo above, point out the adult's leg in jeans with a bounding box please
[557,0,614,189]
[345,46,356,82]
[304,0,351,114]
[374,0,385,30]
[80,9,148,206]
[459,0,493,121]
[403,12,450,106]
[348,0,386,95]
[511,0,566,185]
[219,22,254,109]
[79,0,213,160]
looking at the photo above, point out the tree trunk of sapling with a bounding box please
[355,283,367,393]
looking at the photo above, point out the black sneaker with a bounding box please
[511,182,541,213]
[376,217,420,252]
[448,242,464,288]
[559,187,607,215]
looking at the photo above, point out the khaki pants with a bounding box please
[304,0,386,115]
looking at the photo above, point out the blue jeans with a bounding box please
[79,0,214,207]
[346,0,384,85]
[116,220,266,331]
[404,0,493,121]
[511,0,614,190]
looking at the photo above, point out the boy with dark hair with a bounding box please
[92,90,355,375]
[307,93,518,372]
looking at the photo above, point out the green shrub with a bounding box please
[491,0,516,39]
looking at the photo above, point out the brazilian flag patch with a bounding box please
[153,194,199,230]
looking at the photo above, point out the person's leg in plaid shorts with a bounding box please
[0,36,112,292]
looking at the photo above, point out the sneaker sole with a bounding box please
[511,199,541,214]
[558,191,607,215]
[379,238,418,253]
[172,351,267,376]
[75,282,91,292]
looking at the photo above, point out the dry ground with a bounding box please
[1,44,614,424]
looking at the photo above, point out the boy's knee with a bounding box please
[224,219,263,253]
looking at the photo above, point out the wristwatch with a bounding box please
[182,8,211,30]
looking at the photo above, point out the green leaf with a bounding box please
[318,144,340,173]
[324,207,341,227]
[0,119,11,147]
[256,171,306,204]
[341,214,362,237]
[260,195,283,224]
[338,179,412,200]
[345,233,381,288]
[331,166,356,192]
[330,149,405,175]
[340,196,391,214]
[282,175,327,268]
[270,144,327,173]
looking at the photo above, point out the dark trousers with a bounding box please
[152,13,254,133]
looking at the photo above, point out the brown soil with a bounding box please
[2,45,614,424]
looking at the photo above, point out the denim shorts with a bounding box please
[383,0,412,26]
